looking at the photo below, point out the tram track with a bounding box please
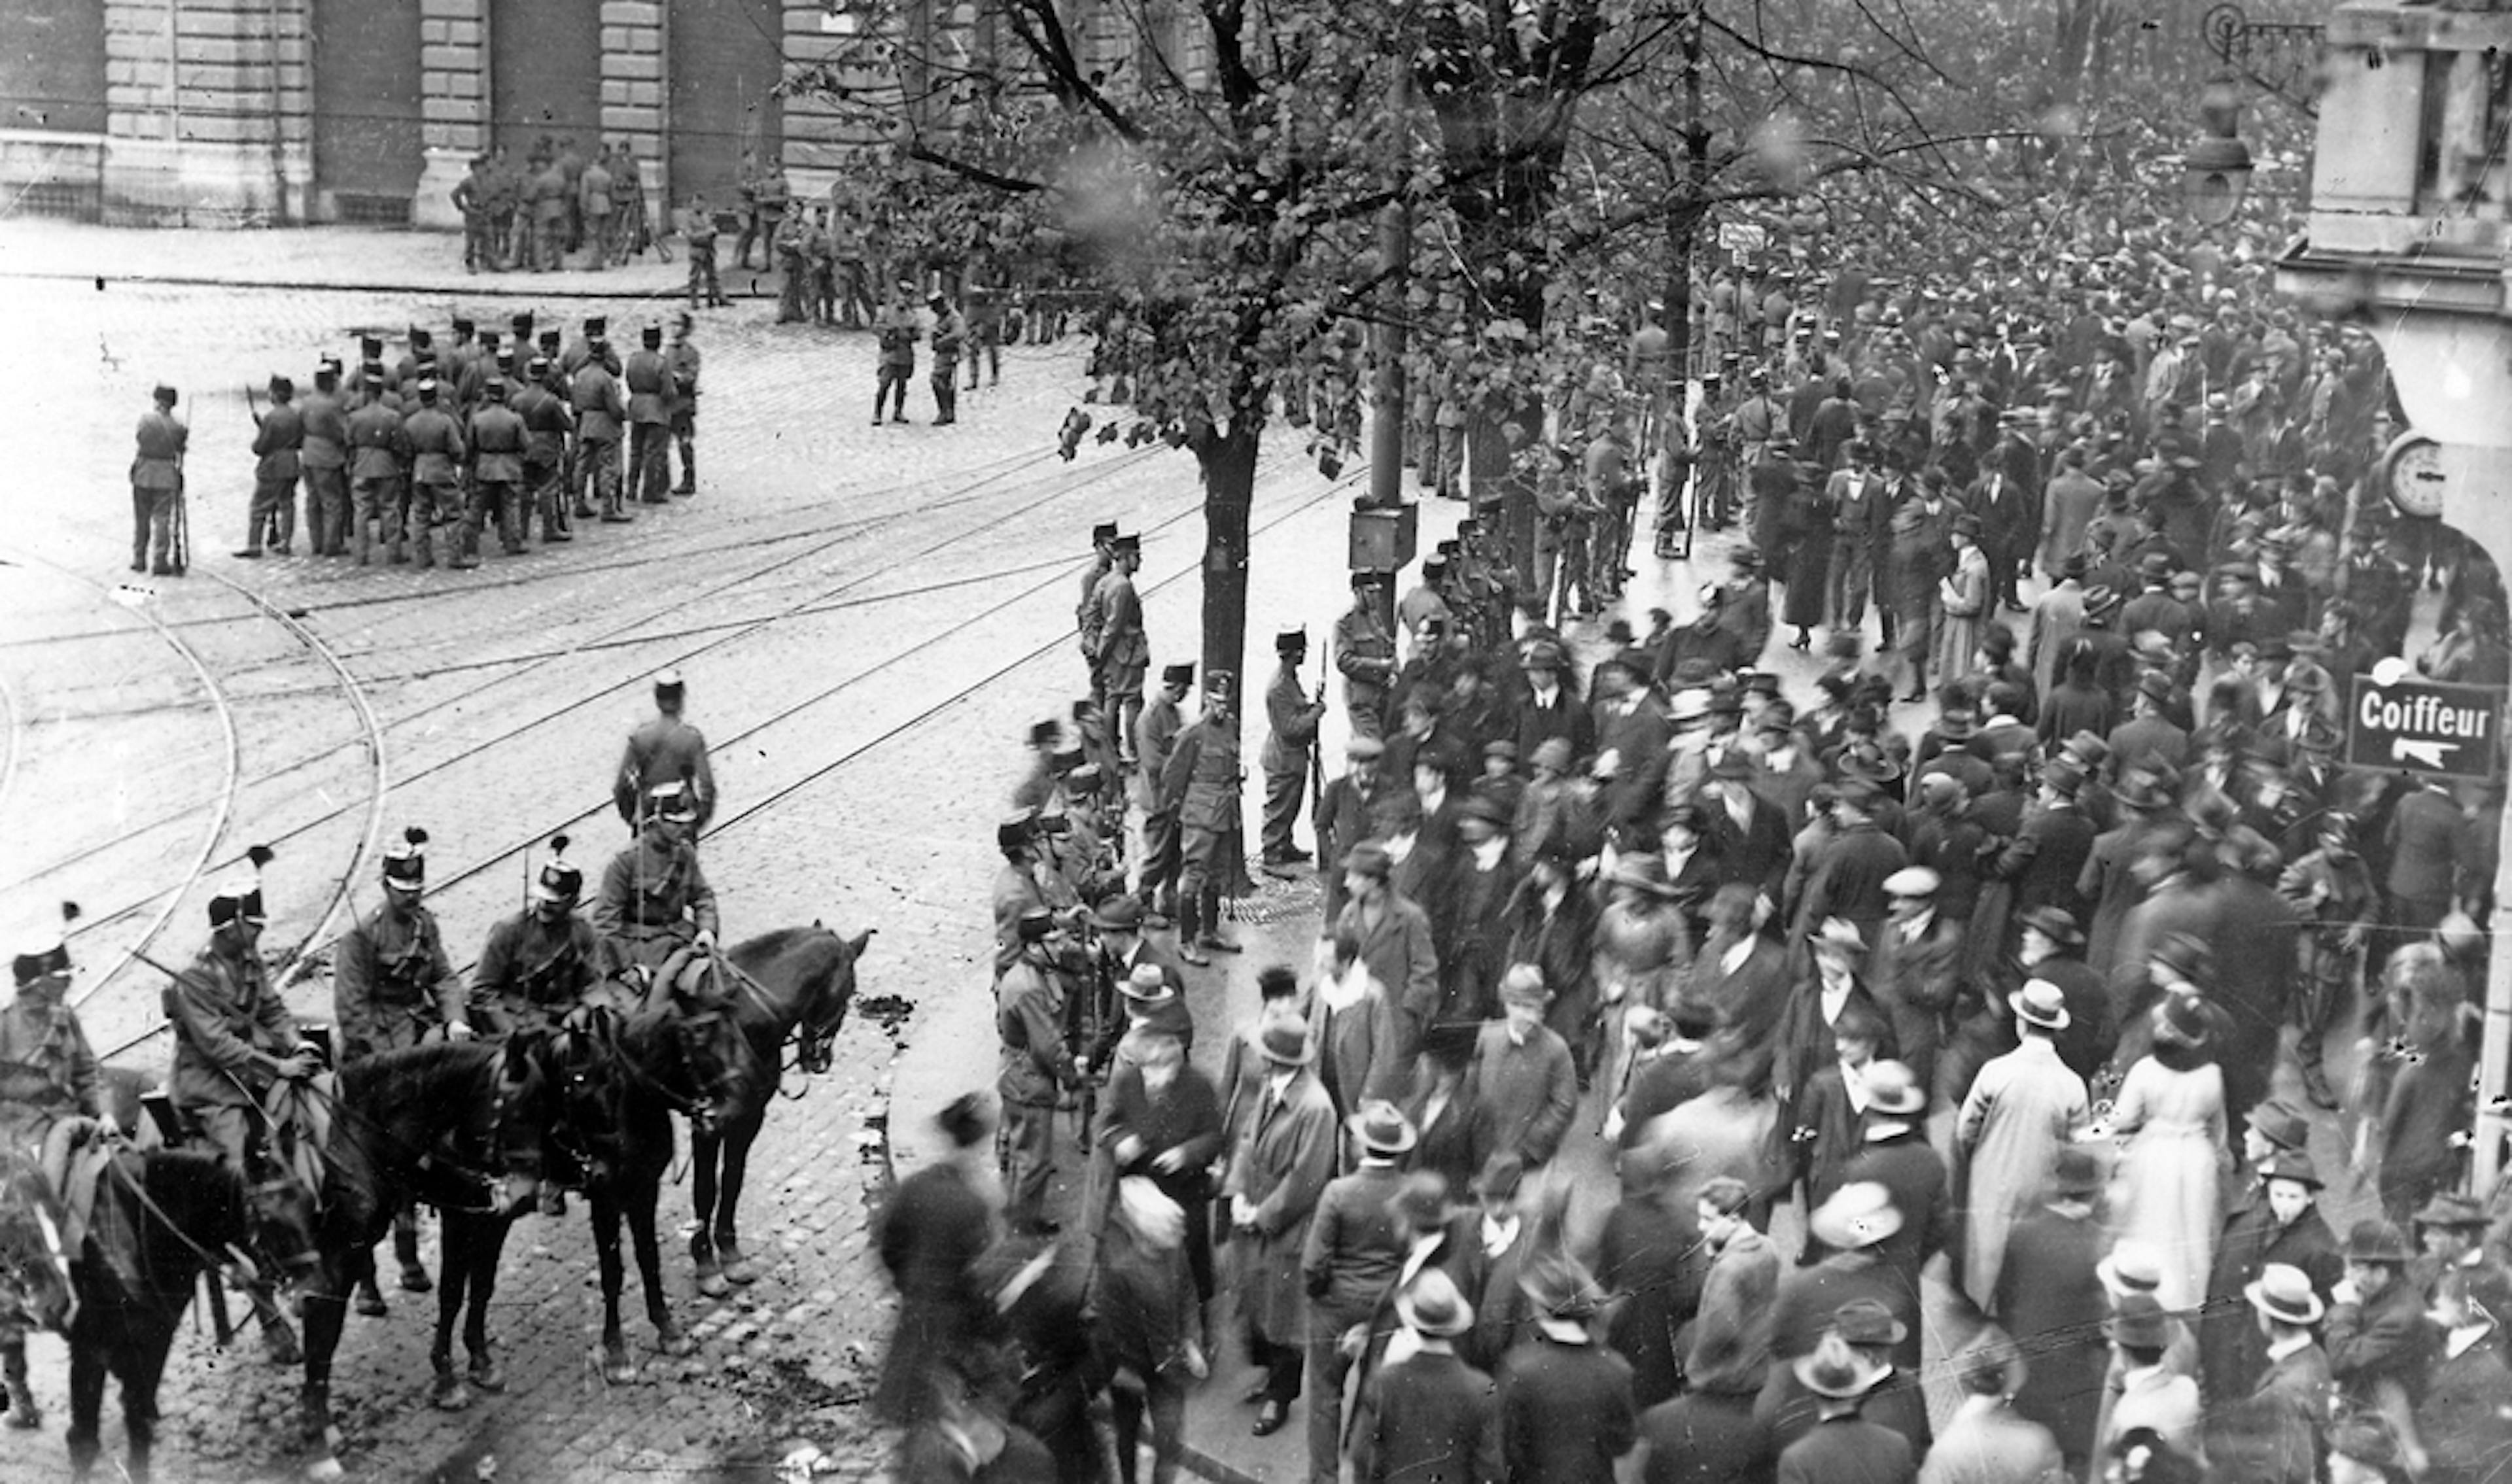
[9,435,1170,910]
[88,449,1351,1058]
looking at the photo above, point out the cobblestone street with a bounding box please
[0,220,1377,1483]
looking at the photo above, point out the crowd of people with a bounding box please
[869,186,2512,1483]
[126,310,705,575]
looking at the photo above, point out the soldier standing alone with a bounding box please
[612,668,718,834]
[1160,672,1244,966]
[928,292,965,425]
[130,384,186,576]
[1260,625,1327,872]
[1092,532,1149,766]
[624,321,672,505]
[667,312,702,494]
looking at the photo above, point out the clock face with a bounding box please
[2382,433,2447,519]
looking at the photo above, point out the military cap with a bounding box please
[408,326,432,347]
[527,356,552,377]
[584,315,608,339]
[510,311,535,338]
[1091,520,1119,544]
[1345,734,1386,761]
[415,377,440,400]
[449,315,474,336]
[10,903,74,987]
[538,330,562,354]
[1274,624,1306,653]
[481,377,507,400]
[640,321,663,346]
[531,833,583,904]
[268,374,294,398]
[1014,905,1056,942]
[377,828,427,889]
[1109,530,1140,553]
[1160,661,1195,687]
[996,809,1038,852]
[479,330,502,350]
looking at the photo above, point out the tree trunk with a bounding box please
[1197,423,1260,702]
[1197,421,1259,901]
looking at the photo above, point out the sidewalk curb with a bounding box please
[0,267,764,301]
[1179,1442,1265,1484]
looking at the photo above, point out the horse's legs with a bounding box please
[428,1214,474,1410]
[393,1201,432,1292]
[120,1319,175,1484]
[462,1215,510,1390]
[627,1167,691,1356]
[714,1113,768,1285]
[65,1337,106,1480]
[2,1326,39,1427]
[592,1186,640,1382]
[299,1262,353,1481]
[688,1126,724,1295]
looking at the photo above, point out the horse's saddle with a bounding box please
[37,1118,114,1263]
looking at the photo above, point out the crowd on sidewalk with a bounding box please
[126,310,705,575]
[867,184,2512,1481]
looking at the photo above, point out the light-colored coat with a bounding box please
[1225,1066,1338,1341]
[1917,1394,2066,1484]
[1953,1035,2087,1312]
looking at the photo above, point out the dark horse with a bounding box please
[689,925,872,1294]
[294,1037,554,1481]
[545,986,758,1381]
[65,1147,312,1483]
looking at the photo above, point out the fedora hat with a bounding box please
[1809,1181,1903,1251]
[1881,866,1940,899]
[2256,1150,2323,1190]
[2104,1292,2172,1351]
[2250,1097,2311,1154]
[2009,979,2072,1031]
[1347,1098,1418,1156]
[1257,1019,1316,1066]
[2244,1263,2326,1327]
[1828,1297,1908,1349]
[1119,963,1176,1005]
[2097,1241,2164,1297]
[2015,905,2084,948]
[2051,1146,2104,1199]
[1395,1269,1474,1337]
[2415,1192,2488,1230]
[1954,1329,2030,1396]
[1091,897,1145,932]
[1860,1060,1927,1120]
[1518,1251,1603,1320]
[2341,1219,2411,1265]
[1809,917,1866,955]
[1792,1332,1891,1400]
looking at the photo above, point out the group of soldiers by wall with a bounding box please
[451,137,661,275]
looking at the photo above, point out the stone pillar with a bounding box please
[412,0,486,228]
[601,0,668,209]
[103,0,312,224]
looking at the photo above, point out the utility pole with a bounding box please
[1354,54,1416,638]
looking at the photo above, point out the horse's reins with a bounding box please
[722,963,845,1092]
[266,1050,534,1215]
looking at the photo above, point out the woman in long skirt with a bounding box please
[1935,515,1991,690]
[1779,461,1830,649]
[2106,988,2227,1310]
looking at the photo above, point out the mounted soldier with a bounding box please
[591,780,721,1001]
[0,904,100,1428]
[472,835,602,1039]
[333,826,469,1304]
[165,859,320,1362]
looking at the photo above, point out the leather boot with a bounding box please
[672,441,695,494]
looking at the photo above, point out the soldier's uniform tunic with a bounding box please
[333,901,464,1062]
[471,912,602,1036]
[166,942,299,1168]
[591,831,720,977]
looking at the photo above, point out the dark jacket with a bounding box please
[1993,1205,2108,1462]
[1495,1336,1638,1484]
[1359,1347,1500,1484]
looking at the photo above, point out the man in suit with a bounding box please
[1862,867,1962,1095]
[2106,672,2190,780]
[1994,1147,2109,1474]
[1968,458,2034,613]
[1772,1334,1915,1484]
[1921,1335,2062,1484]
[1227,1020,1340,1434]
[1495,1254,1637,1484]
[2099,1293,2201,1460]
[1990,758,2096,929]
[1591,650,1673,843]
[2325,1218,2435,1460]
[1334,841,1441,1073]
[2202,1149,2341,1404]
[1705,755,1792,907]
[2384,778,2465,932]
[1824,440,1889,632]
[2242,1263,2333,1452]
[1832,1062,1951,1302]
[1354,1268,1499,1484]
[1302,1100,1415,1467]
[1796,784,1908,948]
[1515,638,1594,765]
[1632,1177,1779,1484]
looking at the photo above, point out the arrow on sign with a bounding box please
[2394,738,2456,769]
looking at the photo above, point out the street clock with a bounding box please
[2378,431,2447,519]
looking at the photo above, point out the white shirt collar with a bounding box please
[1721,938,1753,975]
[2264,1333,2314,1363]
